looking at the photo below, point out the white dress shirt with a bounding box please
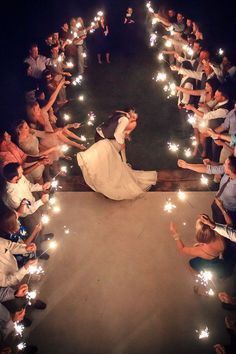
[0,238,28,287]
[96,116,129,145]
[214,224,236,242]
[203,100,229,121]
[24,55,50,79]
[3,175,43,217]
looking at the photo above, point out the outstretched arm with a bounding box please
[177,159,208,173]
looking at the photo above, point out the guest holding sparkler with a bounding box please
[24,44,50,80]
[177,156,236,226]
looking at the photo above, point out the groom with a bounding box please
[94,107,137,163]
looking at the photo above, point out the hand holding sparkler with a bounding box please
[41,194,49,204]
[25,243,37,253]
[177,159,188,169]
[42,182,51,191]
[24,259,38,271]
[170,221,180,240]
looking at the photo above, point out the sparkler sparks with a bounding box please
[164,199,176,213]
[200,175,209,186]
[60,166,68,174]
[61,144,69,153]
[80,135,87,141]
[52,205,61,213]
[187,114,196,125]
[196,270,213,286]
[51,179,59,189]
[14,322,24,337]
[154,72,167,82]
[190,136,198,147]
[146,1,154,13]
[63,113,70,121]
[65,60,73,68]
[41,214,50,225]
[49,240,58,250]
[167,142,179,152]
[158,53,164,61]
[184,148,192,158]
[17,342,27,351]
[49,197,57,205]
[165,39,172,48]
[97,11,103,17]
[150,33,157,47]
[26,290,37,305]
[218,48,224,56]
[196,327,210,339]
[78,95,85,101]
[28,265,44,275]
[177,190,186,201]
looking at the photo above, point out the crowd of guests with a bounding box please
[147,4,236,353]
[0,7,139,353]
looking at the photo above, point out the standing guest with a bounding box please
[192,22,204,40]
[60,22,70,44]
[210,54,236,84]
[95,16,111,64]
[24,44,49,80]
[2,163,50,235]
[73,17,87,74]
[42,34,54,57]
[52,32,60,47]
[177,156,236,226]
[124,7,135,25]
[184,18,193,36]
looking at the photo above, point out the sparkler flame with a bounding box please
[184,148,192,158]
[196,327,210,339]
[167,142,179,152]
[14,322,24,337]
[200,175,209,186]
[41,214,50,224]
[164,199,176,213]
[177,190,186,201]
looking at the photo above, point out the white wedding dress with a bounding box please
[77,139,157,200]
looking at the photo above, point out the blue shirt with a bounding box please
[207,165,236,211]
[221,109,236,134]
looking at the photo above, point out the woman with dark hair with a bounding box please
[95,15,111,64]
[77,108,157,200]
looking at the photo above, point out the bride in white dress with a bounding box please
[77,109,157,200]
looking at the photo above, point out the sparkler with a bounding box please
[80,135,87,141]
[218,48,224,56]
[60,165,68,174]
[150,32,158,47]
[76,22,82,29]
[165,39,172,48]
[39,241,58,258]
[41,214,50,225]
[97,11,103,17]
[26,290,37,305]
[17,342,27,351]
[65,60,74,68]
[154,72,167,82]
[14,322,24,337]
[187,114,196,125]
[64,228,70,234]
[164,199,176,213]
[200,174,209,186]
[51,179,59,189]
[152,17,159,25]
[177,190,186,201]
[52,205,61,213]
[167,142,179,153]
[72,75,83,86]
[199,119,208,130]
[196,327,210,339]
[184,148,192,158]
[28,265,44,275]
[63,113,70,121]
[61,144,69,153]
[196,270,213,286]
[78,95,85,101]
[146,1,154,13]
[49,196,57,205]
[190,136,198,147]
[82,52,87,58]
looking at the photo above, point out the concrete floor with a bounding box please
[27,192,234,354]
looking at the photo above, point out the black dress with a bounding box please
[95,22,110,54]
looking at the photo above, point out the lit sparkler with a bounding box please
[165,39,172,48]
[60,166,68,174]
[61,144,69,153]
[26,290,37,305]
[63,113,70,121]
[66,60,74,68]
[167,142,179,153]
[52,205,61,213]
[146,1,154,13]
[200,175,209,186]
[154,72,167,82]
[150,33,157,47]
[28,265,44,276]
[164,199,176,213]
[80,135,87,141]
[14,322,24,337]
[41,214,50,225]
[17,342,27,351]
[218,48,224,56]
[187,114,196,125]
[51,179,59,189]
[184,148,192,158]
[78,95,84,101]
[177,190,186,201]
[196,327,210,339]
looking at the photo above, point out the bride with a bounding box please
[77,108,157,200]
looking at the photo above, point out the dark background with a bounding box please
[0,0,236,170]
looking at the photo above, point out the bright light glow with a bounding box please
[61,144,69,153]
[167,142,179,152]
[66,60,73,68]
[184,148,192,158]
[164,199,176,213]
[155,72,167,82]
[165,40,172,48]
[97,11,103,17]
[152,18,158,25]
[218,48,224,56]
[177,190,186,201]
[76,22,82,29]
[52,205,61,213]
[150,33,157,47]
[17,342,26,351]
[60,166,68,174]
[200,175,209,186]
[187,114,196,125]
[158,53,164,61]
[14,322,24,336]
[41,214,50,224]
[51,179,58,189]
[80,135,87,141]
[78,95,84,101]
[207,288,215,296]
[199,120,208,129]
[196,270,213,286]
[49,240,58,250]
[63,113,70,121]
[49,197,57,205]
[28,265,44,275]
[197,327,210,339]
[82,52,87,58]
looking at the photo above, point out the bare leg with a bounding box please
[106,52,110,63]
[97,54,102,64]
[63,128,82,142]
[58,133,83,149]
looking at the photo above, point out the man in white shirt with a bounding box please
[2,163,50,235]
[24,44,50,79]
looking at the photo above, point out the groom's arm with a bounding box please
[114,116,130,145]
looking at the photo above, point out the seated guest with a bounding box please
[192,22,204,40]
[210,53,236,84]
[24,43,50,80]
[177,155,236,226]
[0,297,26,341]
[2,163,50,235]
[0,235,37,287]
[169,219,232,279]
[0,128,49,182]
[176,61,196,108]
[60,22,70,47]
[184,18,193,36]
